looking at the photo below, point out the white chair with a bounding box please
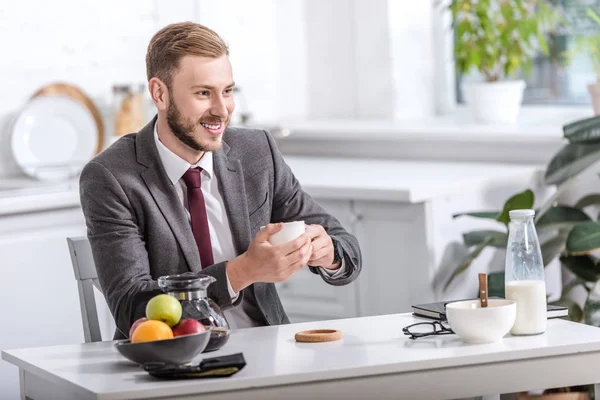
[67,236,103,343]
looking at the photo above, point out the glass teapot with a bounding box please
[158,272,230,352]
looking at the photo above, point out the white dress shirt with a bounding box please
[153,123,345,329]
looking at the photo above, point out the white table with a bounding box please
[2,314,600,400]
[3,314,600,400]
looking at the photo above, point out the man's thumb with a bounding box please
[256,222,284,242]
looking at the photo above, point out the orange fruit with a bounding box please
[131,320,173,343]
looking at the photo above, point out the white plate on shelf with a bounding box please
[10,95,98,181]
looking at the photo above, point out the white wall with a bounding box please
[0,0,310,122]
[0,0,443,178]
[0,0,313,178]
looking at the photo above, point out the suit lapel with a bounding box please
[136,118,202,272]
[215,140,274,324]
[213,143,252,255]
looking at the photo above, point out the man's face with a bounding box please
[166,55,235,152]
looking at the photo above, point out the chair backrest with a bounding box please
[67,236,103,343]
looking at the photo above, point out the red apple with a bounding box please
[172,319,206,337]
[129,317,148,339]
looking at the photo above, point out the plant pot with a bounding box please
[462,80,526,124]
[587,82,600,116]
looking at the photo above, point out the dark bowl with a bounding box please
[114,331,210,365]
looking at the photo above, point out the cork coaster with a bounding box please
[294,329,343,343]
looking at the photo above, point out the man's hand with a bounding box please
[305,224,339,270]
[226,223,312,293]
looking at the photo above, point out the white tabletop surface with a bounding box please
[4,313,600,400]
[285,156,541,202]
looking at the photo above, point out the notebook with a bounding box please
[412,297,569,321]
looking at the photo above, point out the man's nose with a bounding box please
[210,96,228,119]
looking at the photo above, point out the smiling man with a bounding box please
[79,22,362,339]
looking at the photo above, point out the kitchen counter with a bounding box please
[270,106,593,164]
[268,105,592,142]
[0,178,79,215]
[0,156,542,216]
[285,156,542,203]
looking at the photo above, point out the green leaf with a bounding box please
[488,271,505,298]
[497,189,535,225]
[550,298,582,322]
[586,8,600,26]
[563,115,600,144]
[541,234,567,266]
[575,194,600,209]
[537,31,549,55]
[566,221,600,255]
[536,206,591,229]
[443,237,494,292]
[560,254,600,282]
[453,211,500,220]
[544,142,600,185]
[584,280,600,326]
[463,230,508,248]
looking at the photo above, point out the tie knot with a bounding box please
[183,168,202,188]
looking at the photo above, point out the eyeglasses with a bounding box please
[402,321,454,340]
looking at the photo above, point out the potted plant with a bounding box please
[448,0,558,123]
[444,115,600,398]
[562,8,600,115]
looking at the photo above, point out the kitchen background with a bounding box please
[0,0,440,181]
[2,0,600,398]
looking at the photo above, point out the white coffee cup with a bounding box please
[267,221,306,245]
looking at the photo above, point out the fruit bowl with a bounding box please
[115,330,210,365]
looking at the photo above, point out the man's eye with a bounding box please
[196,91,209,96]
[224,88,233,94]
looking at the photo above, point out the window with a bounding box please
[456,0,600,106]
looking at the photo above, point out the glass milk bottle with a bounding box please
[505,209,547,335]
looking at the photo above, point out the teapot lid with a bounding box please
[158,272,216,292]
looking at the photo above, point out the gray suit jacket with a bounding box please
[79,117,362,339]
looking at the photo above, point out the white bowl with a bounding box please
[446,299,516,344]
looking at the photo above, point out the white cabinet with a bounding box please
[0,207,88,400]
[278,199,437,323]
[353,200,436,317]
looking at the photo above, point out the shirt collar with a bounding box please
[153,122,214,185]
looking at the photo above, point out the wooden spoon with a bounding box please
[479,273,488,308]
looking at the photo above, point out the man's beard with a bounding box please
[166,94,226,152]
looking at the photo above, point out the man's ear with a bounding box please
[149,78,168,112]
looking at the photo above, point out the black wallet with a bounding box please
[143,353,246,379]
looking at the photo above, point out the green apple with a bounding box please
[145,294,182,327]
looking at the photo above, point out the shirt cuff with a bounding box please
[319,258,346,279]
[226,272,239,301]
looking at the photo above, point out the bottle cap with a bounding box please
[509,209,535,219]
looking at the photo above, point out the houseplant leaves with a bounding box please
[545,142,600,185]
[566,221,600,255]
[453,211,500,220]
[563,115,600,144]
[463,230,507,248]
[536,205,590,229]
[559,254,600,282]
[443,237,494,291]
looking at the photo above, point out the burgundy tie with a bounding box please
[182,168,214,269]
